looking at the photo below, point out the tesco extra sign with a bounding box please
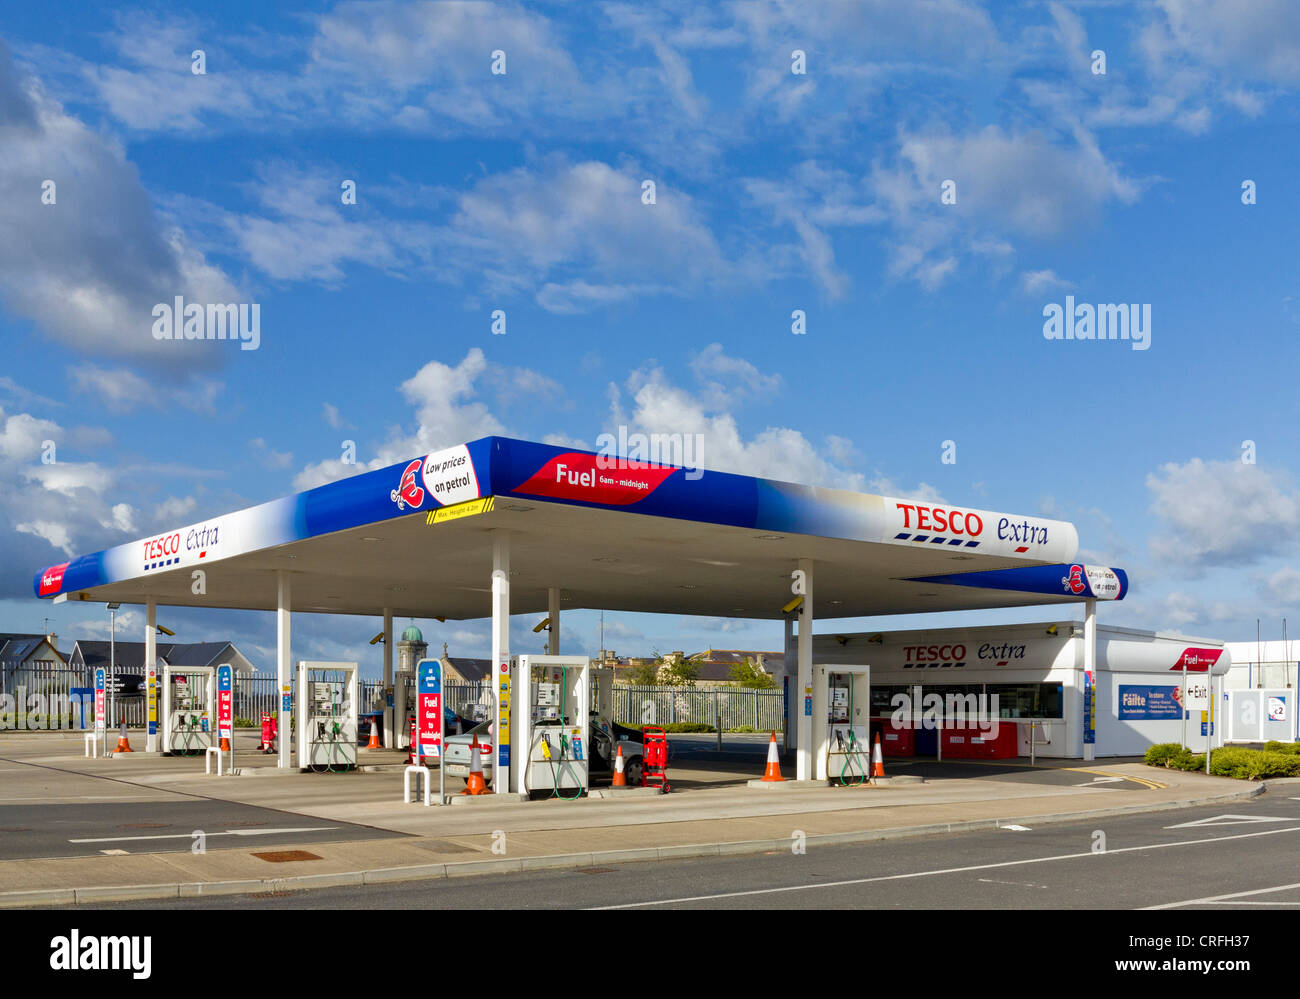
[904,644,967,663]
[894,503,983,537]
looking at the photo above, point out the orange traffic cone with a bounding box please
[114,720,133,753]
[219,735,231,751]
[612,744,627,787]
[366,717,381,749]
[760,731,785,782]
[871,733,886,779]
[461,734,490,795]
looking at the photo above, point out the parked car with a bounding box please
[442,712,645,787]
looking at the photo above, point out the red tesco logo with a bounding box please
[895,503,983,537]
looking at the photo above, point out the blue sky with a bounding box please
[3,1,1300,675]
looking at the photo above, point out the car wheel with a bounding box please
[624,757,644,787]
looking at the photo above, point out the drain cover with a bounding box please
[251,850,322,863]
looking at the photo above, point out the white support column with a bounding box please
[382,607,394,748]
[145,598,157,752]
[547,587,560,656]
[491,534,511,794]
[796,558,814,781]
[1083,598,1097,761]
[783,616,796,752]
[277,571,292,769]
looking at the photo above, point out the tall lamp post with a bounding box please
[106,603,120,727]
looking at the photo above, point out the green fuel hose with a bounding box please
[835,684,868,786]
[553,668,584,799]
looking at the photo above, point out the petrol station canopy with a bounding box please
[34,436,1128,619]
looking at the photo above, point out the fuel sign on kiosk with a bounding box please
[417,658,443,759]
[94,668,106,754]
[217,665,233,740]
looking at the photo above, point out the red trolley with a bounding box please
[641,725,670,793]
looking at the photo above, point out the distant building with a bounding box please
[0,632,66,694]
[396,623,428,672]
[685,649,783,685]
[68,640,258,686]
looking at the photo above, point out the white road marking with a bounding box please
[1001,824,1032,831]
[1082,777,1124,785]
[69,826,336,844]
[1196,901,1300,906]
[1143,881,1300,910]
[1164,814,1294,829]
[99,849,129,856]
[590,823,1300,909]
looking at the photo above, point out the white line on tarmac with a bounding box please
[69,826,337,844]
[590,824,1300,909]
[1142,881,1300,910]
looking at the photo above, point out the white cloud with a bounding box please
[1260,566,1300,606]
[1157,0,1300,85]
[250,438,294,470]
[444,159,731,310]
[689,343,781,398]
[613,362,865,491]
[0,43,241,362]
[155,495,198,525]
[68,365,223,414]
[1147,458,1300,566]
[322,402,349,429]
[292,347,506,490]
[0,404,139,580]
[1020,269,1074,296]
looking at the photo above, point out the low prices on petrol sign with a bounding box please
[417,659,443,759]
[217,664,233,740]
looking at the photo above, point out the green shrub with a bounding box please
[1144,743,1183,767]
[1264,741,1300,755]
[1147,742,1300,780]
[1170,749,1206,771]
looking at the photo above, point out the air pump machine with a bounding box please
[812,664,871,784]
[295,661,359,773]
[516,655,589,798]
[161,663,216,756]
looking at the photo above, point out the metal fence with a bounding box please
[613,685,784,731]
[1,664,786,734]
[1,659,88,728]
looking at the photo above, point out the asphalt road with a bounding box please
[76,790,1300,910]
[0,757,404,860]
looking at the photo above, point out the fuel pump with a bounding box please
[812,664,871,784]
[161,664,216,756]
[295,661,359,773]
[516,655,589,798]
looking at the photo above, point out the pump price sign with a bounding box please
[217,665,233,739]
[417,660,443,759]
[147,667,157,736]
[94,668,106,734]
